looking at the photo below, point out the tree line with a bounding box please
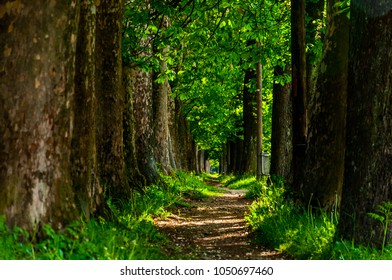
[0,0,391,249]
[0,0,202,231]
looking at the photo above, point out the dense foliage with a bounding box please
[122,0,292,160]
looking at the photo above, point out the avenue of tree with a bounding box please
[0,0,391,248]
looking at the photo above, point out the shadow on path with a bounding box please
[155,180,288,260]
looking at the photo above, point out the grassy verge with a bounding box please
[0,171,221,260]
[221,174,392,260]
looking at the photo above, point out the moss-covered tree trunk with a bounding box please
[339,1,392,246]
[0,0,79,229]
[270,65,293,183]
[302,0,349,210]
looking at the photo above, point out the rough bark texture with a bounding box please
[302,0,349,210]
[123,65,146,190]
[170,97,194,171]
[0,0,78,229]
[95,0,131,199]
[241,68,257,174]
[131,65,160,185]
[71,0,101,219]
[339,1,392,246]
[153,45,172,175]
[270,65,293,183]
[291,0,308,193]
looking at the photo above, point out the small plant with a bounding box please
[368,201,392,255]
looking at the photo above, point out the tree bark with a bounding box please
[71,0,101,219]
[306,0,325,110]
[302,0,349,210]
[291,0,308,192]
[95,0,131,200]
[0,0,79,229]
[270,65,293,183]
[153,42,172,175]
[123,65,146,191]
[256,61,263,179]
[339,1,392,246]
[241,68,257,174]
[131,65,160,185]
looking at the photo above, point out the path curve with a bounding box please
[155,180,287,260]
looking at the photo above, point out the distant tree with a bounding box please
[339,1,392,246]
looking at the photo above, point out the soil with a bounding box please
[155,179,288,260]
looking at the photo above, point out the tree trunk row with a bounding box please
[0,0,197,231]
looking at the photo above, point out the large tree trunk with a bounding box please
[339,1,392,246]
[95,0,131,200]
[153,43,172,175]
[302,0,349,210]
[0,0,79,229]
[71,0,101,219]
[270,65,293,183]
[241,68,257,174]
[291,0,308,193]
[131,65,160,185]
[123,65,146,191]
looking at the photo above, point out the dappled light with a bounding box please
[156,181,287,260]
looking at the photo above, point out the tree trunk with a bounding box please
[95,0,131,200]
[131,65,160,185]
[270,65,293,183]
[306,0,325,112]
[256,61,263,179]
[153,42,172,175]
[241,68,257,174]
[123,65,146,191]
[302,0,349,210]
[71,0,101,219]
[339,1,392,246]
[291,0,308,192]
[0,0,79,229]
[171,97,194,171]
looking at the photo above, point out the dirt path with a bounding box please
[155,180,288,260]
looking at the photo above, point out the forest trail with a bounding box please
[155,180,288,260]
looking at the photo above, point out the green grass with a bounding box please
[0,171,222,260]
[176,171,227,200]
[0,185,171,260]
[228,174,392,260]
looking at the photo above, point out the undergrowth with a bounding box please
[223,174,392,260]
[0,171,218,260]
